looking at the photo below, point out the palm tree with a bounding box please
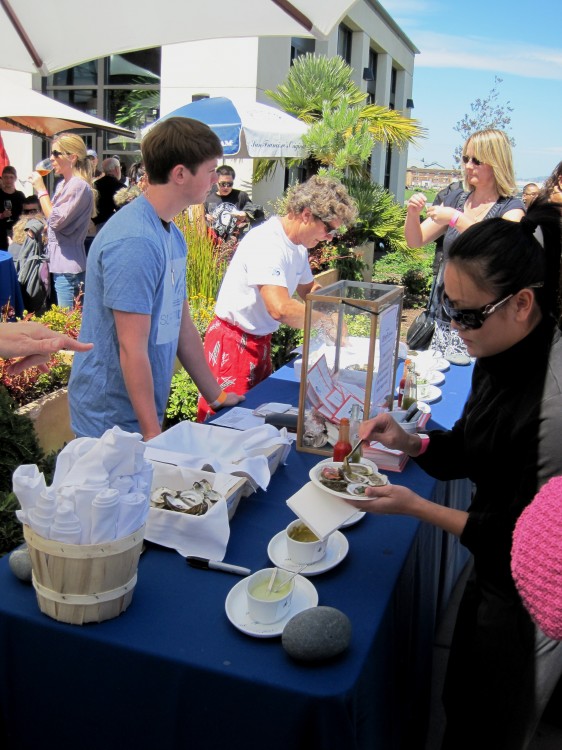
[254,53,425,182]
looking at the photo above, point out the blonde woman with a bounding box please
[405,129,525,361]
[30,134,95,308]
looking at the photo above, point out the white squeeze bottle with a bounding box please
[50,501,82,544]
[27,488,57,539]
[90,488,120,544]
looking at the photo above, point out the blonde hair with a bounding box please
[52,133,97,216]
[462,129,517,197]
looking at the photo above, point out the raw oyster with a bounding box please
[150,481,225,516]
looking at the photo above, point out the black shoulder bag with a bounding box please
[406,259,442,350]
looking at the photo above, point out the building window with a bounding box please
[42,48,161,170]
[366,48,377,103]
[337,24,352,64]
[290,37,315,64]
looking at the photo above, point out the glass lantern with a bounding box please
[296,280,404,456]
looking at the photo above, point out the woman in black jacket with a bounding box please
[353,200,562,750]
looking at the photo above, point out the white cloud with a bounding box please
[414,32,562,80]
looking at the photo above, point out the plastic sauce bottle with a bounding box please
[333,418,353,462]
[402,362,418,411]
[397,358,412,408]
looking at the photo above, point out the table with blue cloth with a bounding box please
[0,249,23,317]
[0,360,474,750]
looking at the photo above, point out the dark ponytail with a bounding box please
[448,199,562,324]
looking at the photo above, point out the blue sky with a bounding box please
[380,0,562,181]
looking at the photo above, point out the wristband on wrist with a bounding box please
[416,433,430,456]
[449,210,461,228]
[37,191,48,199]
[209,390,228,410]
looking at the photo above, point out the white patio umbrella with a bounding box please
[144,97,308,158]
[0,82,134,138]
[0,0,358,75]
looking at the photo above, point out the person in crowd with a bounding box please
[522,182,540,208]
[92,157,122,231]
[204,164,254,241]
[197,175,357,421]
[30,134,95,309]
[114,162,147,207]
[111,155,127,186]
[405,129,525,362]
[0,166,26,250]
[0,320,92,375]
[352,200,562,750]
[87,149,102,179]
[540,161,562,204]
[20,194,42,217]
[511,475,562,642]
[68,117,245,441]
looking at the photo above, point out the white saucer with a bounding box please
[340,510,365,527]
[418,384,442,403]
[309,458,387,499]
[417,355,449,372]
[267,529,349,576]
[416,369,445,386]
[225,574,318,638]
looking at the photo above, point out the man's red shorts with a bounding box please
[197,316,272,422]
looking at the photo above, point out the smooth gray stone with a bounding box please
[8,546,33,583]
[282,606,352,661]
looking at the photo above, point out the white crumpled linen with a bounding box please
[12,426,151,544]
[144,422,291,491]
[145,464,242,559]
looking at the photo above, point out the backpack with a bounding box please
[15,218,50,314]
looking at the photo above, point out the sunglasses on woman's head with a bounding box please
[462,155,483,166]
[441,292,513,330]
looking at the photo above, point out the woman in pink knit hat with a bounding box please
[512,475,562,641]
[353,199,562,749]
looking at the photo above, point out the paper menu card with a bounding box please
[286,481,359,540]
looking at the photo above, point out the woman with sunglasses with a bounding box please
[352,200,562,749]
[30,133,95,308]
[405,129,525,361]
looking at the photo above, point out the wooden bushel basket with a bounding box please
[23,524,145,625]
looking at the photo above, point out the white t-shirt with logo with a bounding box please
[215,216,314,335]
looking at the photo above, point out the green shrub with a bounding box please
[164,369,199,426]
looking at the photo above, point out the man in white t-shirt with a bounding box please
[197,175,357,421]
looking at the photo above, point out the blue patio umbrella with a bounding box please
[149,97,308,159]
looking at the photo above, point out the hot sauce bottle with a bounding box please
[333,418,352,461]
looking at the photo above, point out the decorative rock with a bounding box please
[9,545,33,583]
[282,606,351,662]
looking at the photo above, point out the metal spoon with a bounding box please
[342,438,364,473]
[272,563,308,593]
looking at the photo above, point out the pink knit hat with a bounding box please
[512,476,562,640]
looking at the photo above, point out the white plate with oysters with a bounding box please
[309,458,389,500]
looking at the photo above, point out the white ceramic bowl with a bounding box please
[285,519,328,564]
[246,567,295,624]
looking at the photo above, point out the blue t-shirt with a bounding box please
[69,196,187,437]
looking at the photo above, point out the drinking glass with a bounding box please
[35,158,53,177]
[4,200,12,212]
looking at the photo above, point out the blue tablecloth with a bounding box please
[0,360,474,750]
[0,249,23,317]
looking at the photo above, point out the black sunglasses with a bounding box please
[218,181,233,187]
[22,208,39,214]
[442,292,513,330]
[314,215,338,237]
[51,149,65,158]
[462,155,483,166]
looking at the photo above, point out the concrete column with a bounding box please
[370,53,392,187]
